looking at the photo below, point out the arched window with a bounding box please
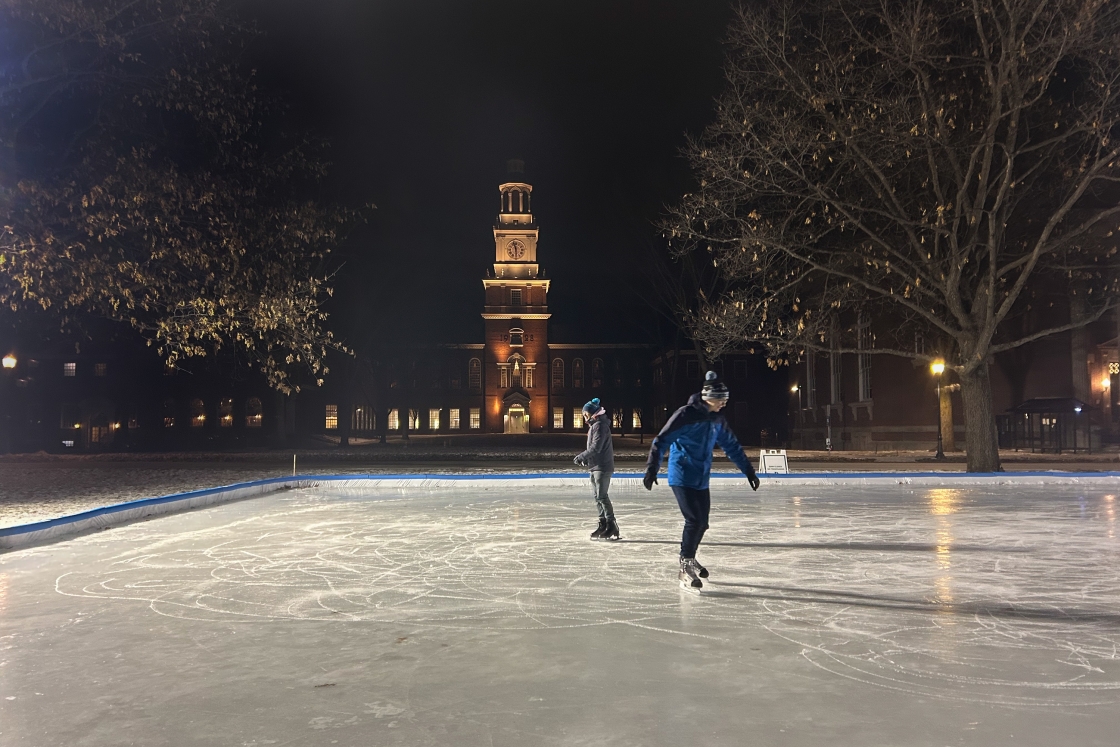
[190,398,205,428]
[245,397,263,428]
[219,398,234,427]
[552,358,564,391]
[572,358,585,388]
[509,327,524,346]
[591,358,604,388]
[504,354,525,389]
[468,358,482,391]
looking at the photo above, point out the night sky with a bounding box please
[244,0,735,347]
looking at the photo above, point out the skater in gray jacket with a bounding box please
[573,397,618,540]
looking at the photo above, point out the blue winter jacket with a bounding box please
[645,393,756,490]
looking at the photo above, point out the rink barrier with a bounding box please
[4,470,1120,551]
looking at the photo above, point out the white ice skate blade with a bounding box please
[678,579,704,593]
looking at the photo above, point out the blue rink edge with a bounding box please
[4,470,1120,550]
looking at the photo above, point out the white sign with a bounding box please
[759,449,789,474]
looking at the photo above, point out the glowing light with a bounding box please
[1,354,15,369]
[1103,377,1111,388]
[790,385,799,392]
[930,359,945,375]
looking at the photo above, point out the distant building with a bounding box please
[1,165,789,452]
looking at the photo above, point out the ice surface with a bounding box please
[3,482,1120,745]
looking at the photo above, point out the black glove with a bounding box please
[642,468,658,491]
[573,456,584,466]
[747,471,760,491]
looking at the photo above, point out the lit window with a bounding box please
[245,397,263,427]
[632,411,642,429]
[190,398,205,428]
[450,408,461,429]
[94,362,108,377]
[524,366,533,388]
[857,313,872,401]
[429,408,440,430]
[63,362,76,377]
[352,404,375,431]
[573,407,583,427]
[89,415,109,444]
[806,356,817,408]
[572,358,584,388]
[469,408,481,429]
[552,359,564,390]
[324,404,338,430]
[388,408,400,430]
[468,358,481,391]
[612,411,623,429]
[500,366,510,388]
[62,439,75,447]
[219,398,234,427]
[408,409,419,430]
[553,407,564,429]
[163,398,176,428]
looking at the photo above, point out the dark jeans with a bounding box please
[671,485,710,559]
[590,470,615,520]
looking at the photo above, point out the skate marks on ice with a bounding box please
[51,485,1120,707]
[53,491,716,640]
[691,487,1120,707]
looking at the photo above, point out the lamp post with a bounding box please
[1,353,15,454]
[931,359,946,460]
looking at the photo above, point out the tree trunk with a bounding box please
[959,362,1002,472]
[939,385,956,452]
[1070,291,1092,404]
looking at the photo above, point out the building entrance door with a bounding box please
[506,404,528,434]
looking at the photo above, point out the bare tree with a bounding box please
[669,0,1120,471]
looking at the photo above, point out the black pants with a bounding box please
[671,485,710,559]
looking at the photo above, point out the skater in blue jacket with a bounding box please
[643,370,759,588]
[574,398,618,540]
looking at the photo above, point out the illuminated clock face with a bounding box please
[506,240,526,259]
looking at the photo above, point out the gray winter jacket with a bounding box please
[575,415,615,473]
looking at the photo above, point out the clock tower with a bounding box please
[482,163,550,432]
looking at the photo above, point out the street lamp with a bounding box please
[931,359,946,460]
[0,353,14,454]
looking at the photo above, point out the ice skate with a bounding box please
[600,518,620,541]
[693,559,709,579]
[679,557,703,589]
[590,518,608,540]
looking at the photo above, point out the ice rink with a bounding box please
[3,480,1120,746]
